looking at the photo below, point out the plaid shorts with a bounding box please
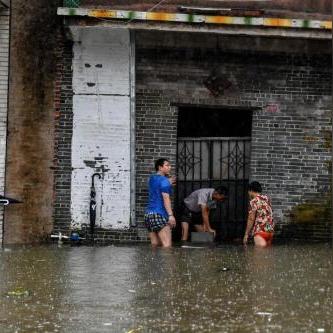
[144,213,168,232]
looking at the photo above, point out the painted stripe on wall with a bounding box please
[58,7,332,30]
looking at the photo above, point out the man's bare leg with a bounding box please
[158,225,172,248]
[254,235,267,247]
[181,222,189,241]
[149,232,161,247]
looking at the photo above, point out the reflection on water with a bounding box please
[0,244,331,332]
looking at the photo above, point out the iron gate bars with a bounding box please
[176,137,251,239]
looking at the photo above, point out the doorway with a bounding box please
[176,106,252,241]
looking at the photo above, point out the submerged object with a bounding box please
[51,232,69,242]
[70,232,80,241]
[0,195,22,206]
[6,288,30,297]
[181,245,205,249]
[51,232,85,244]
[191,231,215,243]
[127,327,143,333]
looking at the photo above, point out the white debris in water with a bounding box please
[103,323,112,326]
[256,312,273,316]
[128,289,136,293]
[317,329,325,332]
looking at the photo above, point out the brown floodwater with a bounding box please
[0,243,332,332]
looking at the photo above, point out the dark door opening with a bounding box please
[176,106,252,241]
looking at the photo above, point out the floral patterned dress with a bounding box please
[249,194,274,235]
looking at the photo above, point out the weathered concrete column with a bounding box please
[4,0,60,244]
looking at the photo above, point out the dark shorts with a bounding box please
[144,213,168,232]
[177,205,203,225]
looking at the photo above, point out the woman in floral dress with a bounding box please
[243,181,274,247]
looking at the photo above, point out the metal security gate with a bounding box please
[176,137,251,240]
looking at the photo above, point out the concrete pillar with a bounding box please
[4,0,59,244]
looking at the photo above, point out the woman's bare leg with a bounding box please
[149,232,161,247]
[158,225,172,248]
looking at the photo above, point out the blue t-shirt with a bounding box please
[145,174,172,218]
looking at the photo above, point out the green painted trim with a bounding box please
[244,17,252,25]
[68,8,76,16]
[302,20,310,28]
[127,11,135,20]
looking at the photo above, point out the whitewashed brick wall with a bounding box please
[70,27,133,230]
[0,7,9,244]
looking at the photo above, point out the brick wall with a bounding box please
[55,30,332,242]
[53,36,74,234]
[135,90,178,223]
[53,40,148,243]
[135,32,332,240]
[53,28,143,243]
[0,7,10,244]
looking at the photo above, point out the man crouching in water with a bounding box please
[179,186,228,241]
[243,181,274,247]
[144,158,176,248]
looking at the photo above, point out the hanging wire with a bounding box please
[125,0,170,25]
[147,0,170,13]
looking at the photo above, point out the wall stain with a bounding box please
[321,130,332,149]
[83,156,111,175]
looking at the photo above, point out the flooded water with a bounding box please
[0,243,332,333]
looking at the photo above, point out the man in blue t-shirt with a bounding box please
[145,158,176,247]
